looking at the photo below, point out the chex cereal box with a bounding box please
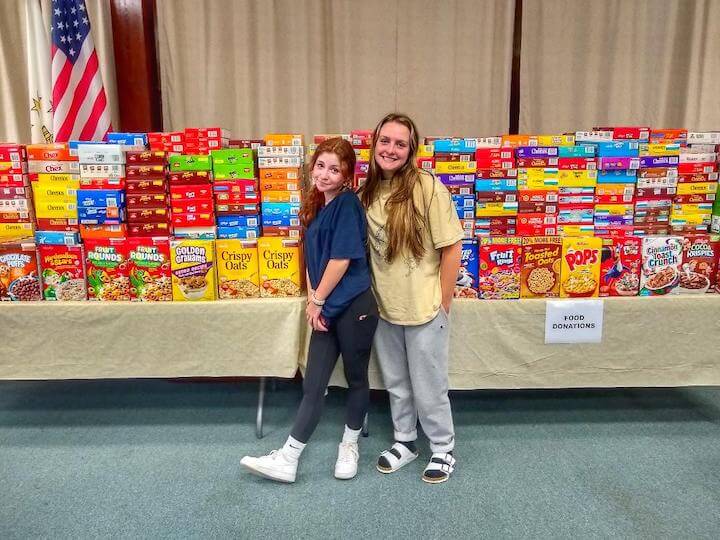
[520,236,562,298]
[170,238,217,301]
[128,237,172,301]
[454,239,478,298]
[38,244,87,301]
[599,237,641,296]
[216,239,260,299]
[677,235,720,294]
[639,236,684,296]
[258,237,303,297]
[560,237,602,297]
[478,237,522,299]
[84,238,131,301]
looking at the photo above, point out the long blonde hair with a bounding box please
[360,113,425,263]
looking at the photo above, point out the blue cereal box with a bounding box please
[558,145,596,158]
[475,178,518,192]
[261,202,300,219]
[217,226,261,240]
[455,239,478,298]
[216,214,260,228]
[433,138,477,154]
[594,141,640,157]
[597,170,637,184]
[76,189,125,208]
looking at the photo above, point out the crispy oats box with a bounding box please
[170,238,217,301]
[216,239,260,299]
[520,236,562,298]
[560,236,602,298]
[258,237,303,297]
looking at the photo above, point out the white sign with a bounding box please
[544,299,604,344]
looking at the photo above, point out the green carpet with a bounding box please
[1,379,719,539]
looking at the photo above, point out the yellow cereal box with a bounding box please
[258,237,303,297]
[531,134,576,147]
[435,161,477,174]
[0,223,34,238]
[560,236,602,297]
[417,145,435,158]
[264,133,304,147]
[170,238,217,301]
[677,182,717,195]
[215,239,260,299]
[558,169,597,188]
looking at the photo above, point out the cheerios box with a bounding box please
[560,237,602,298]
[520,236,562,298]
[215,239,260,299]
[258,237,303,297]
[128,237,172,302]
[170,238,217,301]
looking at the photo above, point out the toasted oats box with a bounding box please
[520,236,562,298]
[215,239,260,299]
[258,236,303,297]
[170,238,217,301]
[560,236,602,298]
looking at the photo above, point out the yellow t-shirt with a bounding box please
[366,170,464,325]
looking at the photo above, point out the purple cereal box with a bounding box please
[640,156,680,168]
[437,173,475,185]
[597,157,640,171]
[515,146,559,158]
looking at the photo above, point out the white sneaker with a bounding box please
[334,441,359,480]
[240,450,298,483]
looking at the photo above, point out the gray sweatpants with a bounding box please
[374,309,455,453]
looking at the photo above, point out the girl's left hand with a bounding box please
[306,302,328,332]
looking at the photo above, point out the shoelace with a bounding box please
[338,442,359,463]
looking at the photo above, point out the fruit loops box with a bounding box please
[454,239,478,298]
[170,238,217,301]
[38,244,87,301]
[599,237,641,297]
[0,239,42,301]
[128,237,172,302]
[560,236,602,298]
[676,235,720,294]
[84,238,131,301]
[520,236,562,298]
[639,236,684,296]
[478,237,522,300]
[215,239,260,299]
[258,237,303,297]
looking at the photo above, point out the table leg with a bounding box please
[256,377,267,439]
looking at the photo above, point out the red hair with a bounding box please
[299,137,356,228]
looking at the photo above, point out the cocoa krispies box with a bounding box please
[678,234,720,293]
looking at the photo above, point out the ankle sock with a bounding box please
[282,436,306,461]
[342,425,362,444]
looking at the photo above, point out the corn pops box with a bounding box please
[84,238,131,301]
[520,236,562,298]
[170,238,217,301]
[560,236,602,297]
[478,237,522,299]
[215,239,260,299]
[258,237,303,297]
[128,237,172,302]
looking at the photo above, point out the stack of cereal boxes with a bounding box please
[0,144,34,240]
[76,143,126,233]
[684,131,720,234]
[674,129,716,234]
[351,130,372,189]
[212,148,260,240]
[475,136,518,237]
[168,153,215,238]
[28,143,79,235]
[259,134,304,239]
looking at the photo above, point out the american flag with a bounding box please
[51,0,111,142]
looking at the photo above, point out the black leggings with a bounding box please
[291,288,379,443]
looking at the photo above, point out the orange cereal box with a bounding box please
[478,237,522,299]
[520,236,562,298]
[215,239,260,299]
[258,237,303,297]
[560,237,602,297]
[170,238,217,301]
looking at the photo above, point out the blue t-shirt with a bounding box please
[305,190,371,321]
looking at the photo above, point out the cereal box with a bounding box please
[258,237,303,297]
[84,238,131,301]
[38,244,87,301]
[478,237,522,299]
[677,235,720,294]
[215,239,260,299]
[639,236,684,296]
[560,237,602,297]
[128,237,172,301]
[599,237,641,296]
[454,239,478,299]
[0,239,42,301]
[520,236,562,298]
[170,238,217,301]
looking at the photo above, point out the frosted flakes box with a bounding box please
[84,238,131,301]
[0,238,42,301]
[676,234,720,294]
[560,236,602,297]
[170,238,217,301]
[454,239,478,299]
[639,236,683,296]
[478,237,522,299]
[599,237,641,297]
[258,237,303,297]
[216,239,260,299]
[520,236,562,298]
[38,244,87,301]
[128,237,172,302]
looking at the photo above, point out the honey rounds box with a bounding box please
[216,239,260,299]
[258,237,303,297]
[520,236,562,298]
[170,238,217,301]
[560,236,602,297]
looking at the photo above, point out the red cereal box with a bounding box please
[125,150,166,165]
[0,238,42,301]
[478,237,522,299]
[599,237,642,296]
[128,237,172,301]
[84,238,131,301]
[38,244,87,301]
[678,234,720,294]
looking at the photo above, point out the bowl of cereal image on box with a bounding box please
[177,273,209,300]
[643,266,679,295]
[678,271,710,294]
[562,269,598,298]
[8,274,42,301]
